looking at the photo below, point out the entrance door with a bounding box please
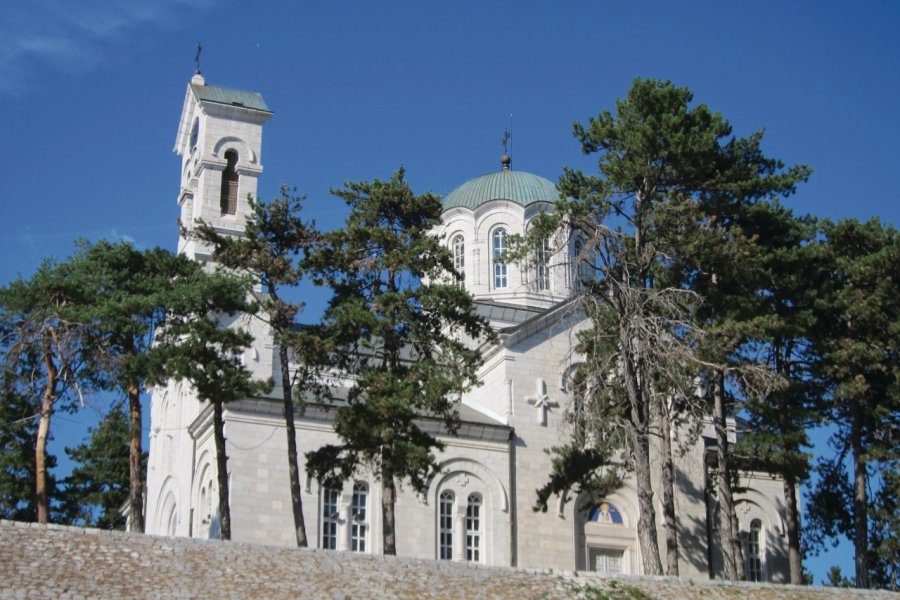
[589,547,624,575]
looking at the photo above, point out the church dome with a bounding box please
[442,165,559,211]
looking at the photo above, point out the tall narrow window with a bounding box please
[492,228,508,289]
[220,149,239,215]
[350,483,368,553]
[746,519,763,581]
[465,493,481,562]
[198,474,213,538]
[452,234,465,285]
[321,487,339,550]
[573,239,584,291]
[439,491,454,560]
[535,237,550,291]
[190,118,199,150]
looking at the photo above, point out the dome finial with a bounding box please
[501,126,511,171]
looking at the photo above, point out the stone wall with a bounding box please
[1,521,896,600]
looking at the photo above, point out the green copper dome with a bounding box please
[442,164,559,211]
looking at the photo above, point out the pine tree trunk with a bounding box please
[212,401,231,540]
[280,345,308,547]
[631,425,663,575]
[35,335,57,524]
[850,402,870,588]
[127,379,144,533]
[381,468,397,556]
[731,501,745,580]
[783,475,803,584]
[658,399,679,576]
[622,337,663,575]
[713,371,742,580]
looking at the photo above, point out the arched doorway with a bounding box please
[575,497,638,574]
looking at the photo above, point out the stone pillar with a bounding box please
[338,494,352,552]
[454,510,466,562]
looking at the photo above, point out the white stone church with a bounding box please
[145,74,792,581]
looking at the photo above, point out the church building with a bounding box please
[145,74,791,581]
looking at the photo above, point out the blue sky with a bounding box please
[1,0,897,582]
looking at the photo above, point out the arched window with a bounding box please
[573,239,585,291]
[351,483,368,553]
[164,499,178,536]
[321,487,339,550]
[492,228,508,289]
[197,470,214,538]
[746,519,763,581]
[451,234,465,284]
[439,490,454,560]
[465,493,482,562]
[220,149,239,215]
[588,501,624,525]
[190,118,199,149]
[535,237,550,291]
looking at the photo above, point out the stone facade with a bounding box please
[143,75,795,582]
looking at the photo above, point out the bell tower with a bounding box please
[173,72,272,262]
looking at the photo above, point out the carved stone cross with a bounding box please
[526,378,558,426]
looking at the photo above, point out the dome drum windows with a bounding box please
[492,228,508,289]
[535,237,550,292]
[572,238,591,291]
[451,234,465,285]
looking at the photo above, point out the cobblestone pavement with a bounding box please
[1,520,897,599]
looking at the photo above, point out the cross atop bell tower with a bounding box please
[173,72,272,263]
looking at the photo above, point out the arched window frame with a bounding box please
[746,519,764,581]
[465,493,482,562]
[535,237,551,292]
[492,228,508,289]
[321,486,339,550]
[190,117,199,150]
[350,482,369,553]
[439,490,454,560]
[451,234,465,285]
[195,463,215,538]
[220,149,239,215]
[573,238,587,291]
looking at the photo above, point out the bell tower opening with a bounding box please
[220,149,239,215]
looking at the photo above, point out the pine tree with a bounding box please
[192,188,321,548]
[72,240,206,533]
[0,364,59,521]
[734,203,823,584]
[0,257,96,523]
[305,168,493,554]
[533,78,809,576]
[159,268,271,540]
[59,403,137,529]
[807,218,899,589]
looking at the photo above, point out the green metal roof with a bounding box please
[190,83,270,113]
[442,167,559,211]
